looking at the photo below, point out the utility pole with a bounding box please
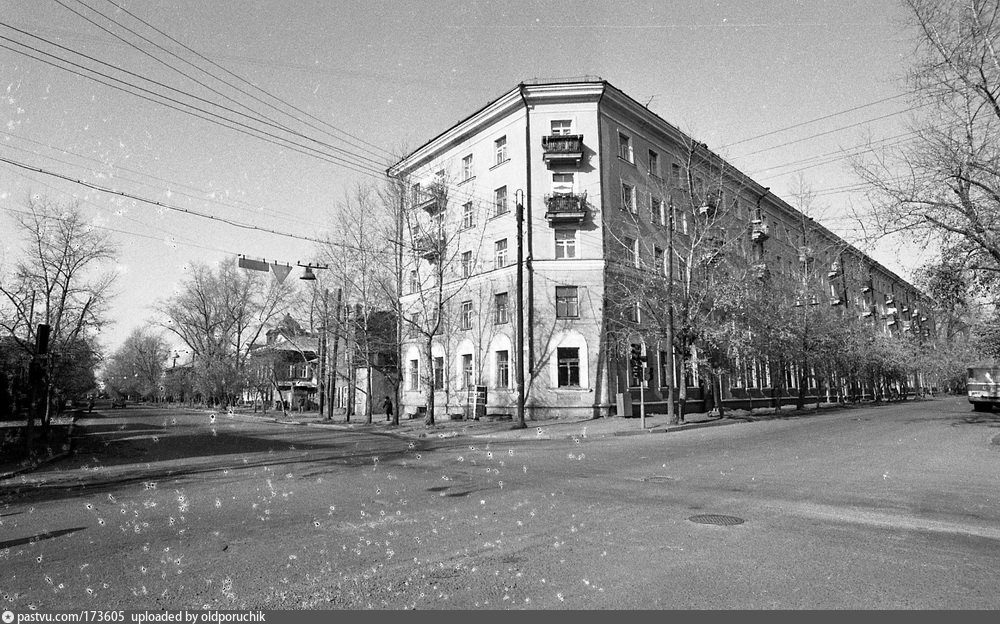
[666,201,677,424]
[328,288,343,420]
[318,289,328,418]
[514,191,526,429]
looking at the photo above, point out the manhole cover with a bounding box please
[642,475,675,483]
[688,514,745,526]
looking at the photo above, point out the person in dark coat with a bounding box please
[382,396,393,421]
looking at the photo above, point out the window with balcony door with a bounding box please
[648,149,660,177]
[551,119,573,135]
[552,173,574,194]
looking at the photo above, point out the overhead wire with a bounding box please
[0,26,388,178]
[0,153,372,253]
[95,0,391,162]
[64,0,389,168]
[0,135,315,228]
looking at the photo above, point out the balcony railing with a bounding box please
[750,219,769,242]
[751,262,770,280]
[412,183,446,214]
[798,246,814,264]
[541,134,585,168]
[543,192,588,224]
[414,233,445,263]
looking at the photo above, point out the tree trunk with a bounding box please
[423,338,435,426]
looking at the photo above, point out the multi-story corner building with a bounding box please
[387,78,934,421]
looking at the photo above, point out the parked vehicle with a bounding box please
[111,397,127,409]
[967,367,1000,412]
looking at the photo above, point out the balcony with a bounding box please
[414,233,445,263]
[413,183,446,214]
[542,134,585,168]
[751,262,770,280]
[798,246,814,265]
[750,219,769,242]
[700,235,724,264]
[544,192,588,225]
[697,193,720,218]
[828,261,841,279]
[861,279,873,293]
[885,294,895,305]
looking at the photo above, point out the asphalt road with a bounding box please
[1,396,997,609]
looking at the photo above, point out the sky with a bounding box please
[0,0,924,357]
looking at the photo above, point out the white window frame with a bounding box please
[554,228,577,259]
[494,135,507,165]
[461,250,472,278]
[461,154,473,181]
[462,201,474,228]
[619,132,633,163]
[495,238,508,269]
[460,300,474,330]
[494,185,508,216]
[551,119,573,135]
[495,350,510,389]
[621,181,636,213]
[494,292,509,324]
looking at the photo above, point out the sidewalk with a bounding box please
[229,405,737,440]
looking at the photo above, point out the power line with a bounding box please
[63,0,389,168]
[0,34,387,179]
[0,153,356,247]
[729,104,930,161]
[0,134,317,229]
[718,92,913,149]
[96,0,392,162]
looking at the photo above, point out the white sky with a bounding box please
[0,0,926,354]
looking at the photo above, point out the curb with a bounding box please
[614,416,735,437]
[0,417,78,480]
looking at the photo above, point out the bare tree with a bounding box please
[855,0,1000,291]
[0,195,117,444]
[158,260,291,407]
[395,171,491,426]
[103,327,170,400]
[318,183,399,422]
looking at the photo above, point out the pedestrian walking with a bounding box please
[87,395,94,413]
[382,395,393,421]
